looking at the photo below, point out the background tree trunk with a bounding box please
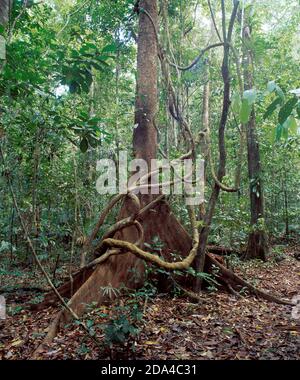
[243,24,268,261]
[0,0,10,25]
[193,0,240,291]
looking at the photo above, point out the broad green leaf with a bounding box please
[70,49,80,58]
[296,104,300,119]
[95,55,111,63]
[79,111,89,120]
[80,43,97,54]
[275,124,283,141]
[88,117,102,126]
[275,84,285,101]
[231,92,241,115]
[284,116,298,135]
[243,89,257,105]
[240,99,252,124]
[102,43,117,54]
[80,137,89,153]
[267,81,276,93]
[278,97,298,125]
[263,97,282,120]
[282,123,289,139]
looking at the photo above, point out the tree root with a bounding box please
[29,189,292,358]
[31,310,63,359]
[207,253,293,306]
[226,282,243,299]
[29,267,94,311]
[32,249,293,357]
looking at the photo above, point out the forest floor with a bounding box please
[0,243,299,360]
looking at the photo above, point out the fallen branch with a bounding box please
[31,310,63,359]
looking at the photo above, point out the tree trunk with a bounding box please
[194,80,210,290]
[243,24,268,261]
[0,0,10,25]
[59,0,192,322]
[133,0,158,165]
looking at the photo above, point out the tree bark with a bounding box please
[243,24,268,261]
[194,80,210,290]
[133,0,158,166]
[0,0,10,25]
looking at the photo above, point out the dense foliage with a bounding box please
[0,0,299,268]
